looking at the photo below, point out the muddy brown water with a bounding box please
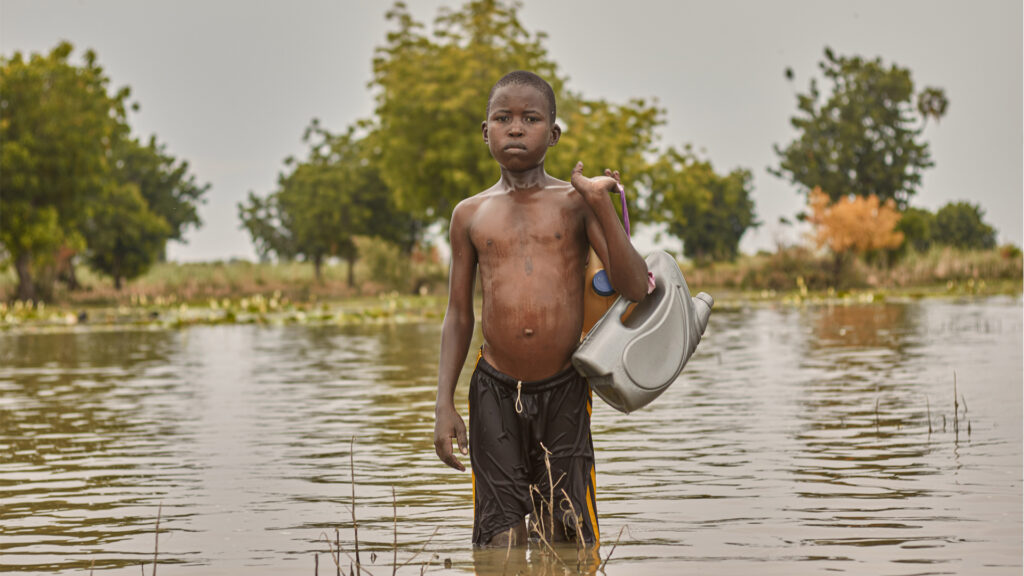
[1,297,1021,575]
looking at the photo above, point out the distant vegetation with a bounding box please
[0,0,1018,307]
[1,42,208,302]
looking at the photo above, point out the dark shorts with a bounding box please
[468,355,599,546]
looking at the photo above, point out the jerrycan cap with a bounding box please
[591,270,615,296]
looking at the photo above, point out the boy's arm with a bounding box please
[572,162,649,302]
[434,201,477,472]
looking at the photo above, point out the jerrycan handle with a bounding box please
[606,294,634,328]
[617,184,630,237]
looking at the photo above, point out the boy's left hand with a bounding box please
[571,161,621,205]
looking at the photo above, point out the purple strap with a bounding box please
[617,183,631,237]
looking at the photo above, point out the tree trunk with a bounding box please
[346,255,356,288]
[113,258,123,291]
[15,252,34,302]
[313,255,323,283]
[832,251,846,289]
[65,257,81,291]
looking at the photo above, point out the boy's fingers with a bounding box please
[457,426,468,455]
[443,450,463,471]
[435,436,464,471]
[445,447,465,471]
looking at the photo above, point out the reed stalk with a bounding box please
[953,372,959,441]
[926,395,932,435]
[599,525,629,573]
[350,437,361,575]
[152,503,161,576]
[392,487,397,576]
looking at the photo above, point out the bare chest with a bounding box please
[469,197,586,262]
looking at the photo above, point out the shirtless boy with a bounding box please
[433,71,649,547]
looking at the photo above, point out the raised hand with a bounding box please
[571,161,622,205]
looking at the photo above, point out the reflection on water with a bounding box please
[0,298,1020,575]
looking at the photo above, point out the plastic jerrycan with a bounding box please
[573,250,713,414]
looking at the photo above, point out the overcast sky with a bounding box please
[2,0,1021,261]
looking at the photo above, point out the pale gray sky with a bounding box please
[2,0,1021,261]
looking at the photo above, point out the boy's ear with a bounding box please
[548,123,561,147]
[481,120,489,144]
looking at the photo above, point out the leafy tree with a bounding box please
[933,201,996,250]
[114,135,209,254]
[369,0,662,224]
[0,42,131,301]
[644,147,757,262]
[239,122,409,285]
[82,183,171,289]
[67,135,208,290]
[895,206,935,253]
[547,95,663,191]
[806,187,904,284]
[771,47,948,209]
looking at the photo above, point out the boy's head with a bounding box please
[486,70,556,123]
[483,71,561,172]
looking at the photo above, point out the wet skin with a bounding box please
[433,84,648,490]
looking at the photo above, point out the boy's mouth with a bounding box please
[503,143,527,151]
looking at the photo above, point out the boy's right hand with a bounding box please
[434,404,468,471]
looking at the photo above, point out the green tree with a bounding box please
[239,122,409,285]
[771,47,948,209]
[114,135,209,254]
[0,42,131,301]
[369,0,662,225]
[895,206,935,253]
[644,147,758,262]
[82,183,171,289]
[933,201,996,250]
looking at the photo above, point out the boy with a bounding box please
[433,71,649,547]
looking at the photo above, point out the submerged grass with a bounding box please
[314,439,620,576]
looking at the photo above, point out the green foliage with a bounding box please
[239,121,414,284]
[114,135,209,247]
[739,245,845,291]
[546,96,663,187]
[352,236,407,291]
[369,0,663,224]
[895,207,935,253]
[933,201,996,250]
[83,183,171,288]
[644,147,758,262]
[771,47,947,209]
[0,42,130,299]
[1,42,207,296]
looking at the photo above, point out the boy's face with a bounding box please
[482,84,560,173]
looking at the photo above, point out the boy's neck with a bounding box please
[498,164,550,192]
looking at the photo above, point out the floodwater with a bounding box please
[1,296,1021,575]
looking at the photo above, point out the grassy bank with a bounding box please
[682,245,1022,293]
[0,246,1019,329]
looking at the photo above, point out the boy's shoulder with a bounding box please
[452,177,584,229]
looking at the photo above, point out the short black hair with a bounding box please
[486,70,557,122]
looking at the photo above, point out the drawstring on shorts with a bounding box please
[515,381,523,414]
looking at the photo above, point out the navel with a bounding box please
[523,328,534,337]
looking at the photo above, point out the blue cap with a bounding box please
[592,270,616,296]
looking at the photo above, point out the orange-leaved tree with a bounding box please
[807,187,904,286]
